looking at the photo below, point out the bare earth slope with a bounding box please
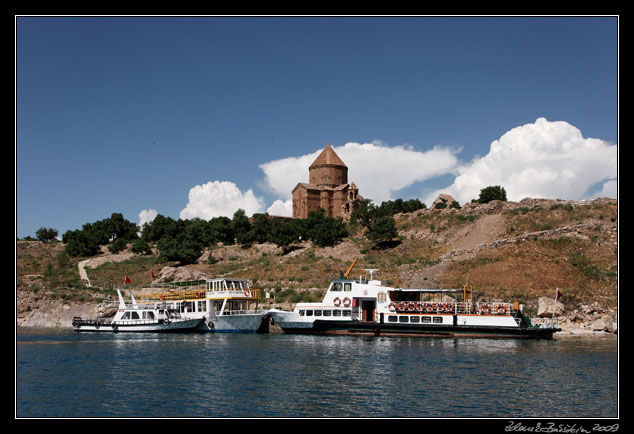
[17,198,617,332]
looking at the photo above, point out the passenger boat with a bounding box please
[72,289,204,332]
[268,266,561,339]
[136,278,271,333]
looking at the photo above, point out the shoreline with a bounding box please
[16,299,617,336]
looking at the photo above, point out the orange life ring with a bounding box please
[195,291,201,298]
[497,304,506,314]
[343,297,351,307]
[388,303,396,312]
[408,302,416,311]
[334,297,341,307]
[160,294,165,300]
[243,290,251,297]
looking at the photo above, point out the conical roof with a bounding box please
[309,143,347,168]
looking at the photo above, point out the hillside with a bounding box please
[16,197,618,331]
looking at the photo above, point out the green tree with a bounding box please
[368,216,398,246]
[35,227,58,243]
[306,209,348,247]
[478,185,507,204]
[232,209,251,242]
[247,213,274,244]
[131,238,152,255]
[141,214,183,242]
[103,212,138,242]
[350,199,380,230]
[184,218,214,246]
[63,229,101,257]
[108,237,128,253]
[157,234,203,265]
[270,220,302,253]
[208,216,235,245]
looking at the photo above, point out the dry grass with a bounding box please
[17,198,617,312]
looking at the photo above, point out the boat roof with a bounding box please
[207,277,249,282]
[393,288,464,293]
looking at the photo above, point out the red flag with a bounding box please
[124,276,131,285]
[556,289,564,300]
[151,270,157,279]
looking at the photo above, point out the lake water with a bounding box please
[16,328,618,419]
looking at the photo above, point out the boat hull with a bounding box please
[271,316,559,339]
[196,312,271,333]
[73,318,203,333]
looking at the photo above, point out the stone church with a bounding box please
[292,144,362,221]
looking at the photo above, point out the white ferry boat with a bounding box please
[136,278,271,333]
[72,289,204,332]
[268,268,561,339]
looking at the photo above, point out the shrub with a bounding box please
[477,185,507,204]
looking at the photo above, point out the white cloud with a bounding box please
[424,118,617,204]
[259,151,322,199]
[591,179,618,199]
[259,141,460,205]
[138,209,158,228]
[266,199,293,217]
[179,181,265,220]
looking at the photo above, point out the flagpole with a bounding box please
[552,287,559,321]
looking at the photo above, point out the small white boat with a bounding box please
[137,278,271,333]
[269,265,561,340]
[72,289,204,332]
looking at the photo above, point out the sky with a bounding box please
[16,16,618,239]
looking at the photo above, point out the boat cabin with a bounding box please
[137,278,261,318]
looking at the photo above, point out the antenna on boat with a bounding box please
[364,269,379,281]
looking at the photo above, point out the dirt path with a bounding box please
[446,214,506,252]
[77,252,135,287]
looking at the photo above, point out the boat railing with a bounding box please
[530,317,560,329]
[390,301,516,316]
[136,288,261,302]
[220,309,265,316]
[73,317,113,325]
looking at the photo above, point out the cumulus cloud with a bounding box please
[424,118,617,205]
[259,141,460,206]
[266,199,293,216]
[138,209,158,228]
[179,181,265,220]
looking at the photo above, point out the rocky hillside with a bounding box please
[16,197,618,333]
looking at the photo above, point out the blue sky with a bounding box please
[16,16,618,239]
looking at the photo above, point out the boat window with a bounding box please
[323,310,332,317]
[306,310,313,316]
[388,315,398,323]
[332,283,343,292]
[421,316,431,323]
[433,317,443,324]
[342,310,352,317]
[410,316,420,323]
[198,301,206,312]
[122,312,130,319]
[377,292,386,303]
[344,283,352,291]
[314,310,322,316]
[299,310,305,317]
[143,311,155,320]
[399,316,409,323]
[333,310,342,317]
